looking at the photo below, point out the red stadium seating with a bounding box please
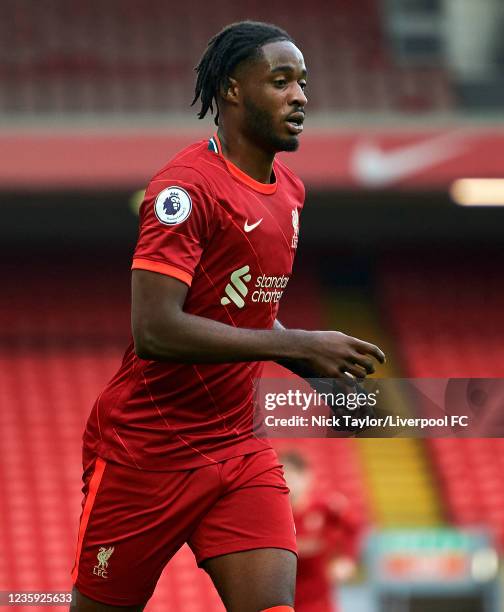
[0,0,454,114]
[379,255,504,549]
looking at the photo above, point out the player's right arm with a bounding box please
[132,270,385,379]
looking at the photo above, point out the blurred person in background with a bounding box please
[281,450,363,612]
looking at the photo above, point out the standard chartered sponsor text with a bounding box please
[221,267,289,308]
[251,274,289,303]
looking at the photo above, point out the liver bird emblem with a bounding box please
[96,546,115,570]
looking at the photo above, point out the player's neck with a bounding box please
[217,128,275,185]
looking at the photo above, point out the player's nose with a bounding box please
[289,83,307,108]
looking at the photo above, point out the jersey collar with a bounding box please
[209,134,277,195]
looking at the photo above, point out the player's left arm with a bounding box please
[273,318,362,389]
[274,319,378,382]
[273,319,321,378]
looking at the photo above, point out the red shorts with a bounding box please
[71,449,297,607]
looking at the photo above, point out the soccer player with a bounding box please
[71,21,385,612]
[280,450,363,612]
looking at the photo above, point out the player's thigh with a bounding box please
[70,587,145,612]
[72,457,220,607]
[203,547,297,612]
[189,450,297,569]
[191,451,298,610]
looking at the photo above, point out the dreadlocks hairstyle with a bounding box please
[192,21,293,125]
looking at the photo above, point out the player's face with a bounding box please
[240,40,307,153]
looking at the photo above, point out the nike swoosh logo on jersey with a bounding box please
[244,218,263,232]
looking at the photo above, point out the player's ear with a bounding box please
[220,76,240,105]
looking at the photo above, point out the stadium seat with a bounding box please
[380,256,504,549]
[0,0,455,115]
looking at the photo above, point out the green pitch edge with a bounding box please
[325,289,443,527]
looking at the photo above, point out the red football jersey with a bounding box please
[294,495,362,612]
[82,135,305,471]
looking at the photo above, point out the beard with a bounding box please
[243,98,299,153]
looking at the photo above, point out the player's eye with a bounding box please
[299,81,307,91]
[274,79,287,88]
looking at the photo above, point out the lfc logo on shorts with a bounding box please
[93,546,115,579]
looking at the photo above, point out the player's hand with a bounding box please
[300,330,385,379]
[329,557,358,584]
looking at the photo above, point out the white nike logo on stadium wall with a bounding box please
[351,132,467,188]
[244,218,263,232]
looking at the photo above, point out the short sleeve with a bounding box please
[132,166,215,287]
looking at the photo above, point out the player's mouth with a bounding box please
[285,112,305,135]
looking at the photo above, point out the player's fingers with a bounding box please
[332,376,358,393]
[353,340,386,364]
[349,352,375,374]
[341,363,367,380]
